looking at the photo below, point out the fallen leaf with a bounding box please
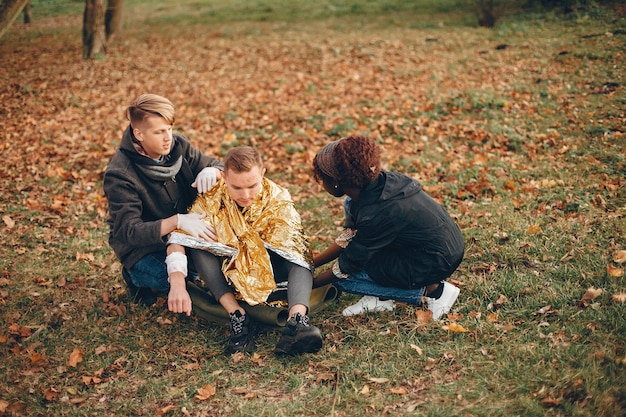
[447,312,463,321]
[493,231,509,242]
[182,363,202,371]
[95,345,112,355]
[315,372,336,384]
[360,385,370,394]
[494,294,508,308]
[389,387,409,395]
[443,323,469,333]
[607,264,624,278]
[415,309,433,325]
[231,387,250,395]
[409,343,423,355]
[68,348,84,368]
[613,250,626,264]
[540,396,561,407]
[486,313,499,323]
[2,215,15,228]
[368,377,389,383]
[612,293,626,304]
[195,384,216,401]
[43,387,59,402]
[581,287,602,302]
[159,405,177,415]
[535,305,552,315]
[29,352,46,364]
[525,225,542,235]
[157,317,173,326]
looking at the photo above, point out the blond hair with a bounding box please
[224,146,264,173]
[126,94,175,127]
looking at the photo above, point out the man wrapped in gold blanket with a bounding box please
[166,146,322,356]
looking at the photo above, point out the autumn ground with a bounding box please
[0,1,625,416]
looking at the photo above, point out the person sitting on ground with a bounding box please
[311,136,464,319]
[168,146,323,355]
[104,93,223,316]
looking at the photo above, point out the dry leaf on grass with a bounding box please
[613,250,626,264]
[409,343,423,355]
[443,323,469,333]
[612,293,626,304]
[577,287,603,308]
[582,287,602,302]
[540,396,561,407]
[2,215,15,228]
[68,348,84,368]
[486,313,499,323]
[195,384,216,401]
[182,362,201,371]
[415,309,433,325]
[159,405,177,415]
[43,387,59,402]
[607,264,624,277]
[389,387,409,395]
[525,225,542,235]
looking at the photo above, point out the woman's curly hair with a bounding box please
[334,136,381,188]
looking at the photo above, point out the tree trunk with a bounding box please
[0,0,31,40]
[23,1,31,24]
[83,0,106,59]
[105,0,123,42]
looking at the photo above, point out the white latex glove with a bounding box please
[177,212,217,241]
[192,167,221,193]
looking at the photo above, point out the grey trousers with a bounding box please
[189,248,313,310]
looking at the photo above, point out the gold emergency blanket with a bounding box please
[171,178,313,306]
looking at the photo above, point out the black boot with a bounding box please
[275,313,322,356]
[228,310,257,354]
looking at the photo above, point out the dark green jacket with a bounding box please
[339,171,464,288]
[103,126,222,268]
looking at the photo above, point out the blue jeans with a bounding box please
[334,270,425,306]
[126,251,197,293]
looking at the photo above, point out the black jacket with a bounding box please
[338,171,464,288]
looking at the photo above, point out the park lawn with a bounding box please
[0,1,624,416]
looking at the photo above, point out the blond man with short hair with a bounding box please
[104,94,223,315]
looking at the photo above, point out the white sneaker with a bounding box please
[424,282,460,320]
[342,295,395,316]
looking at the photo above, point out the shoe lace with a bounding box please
[230,312,246,335]
[293,312,309,327]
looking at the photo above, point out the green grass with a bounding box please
[1,0,625,416]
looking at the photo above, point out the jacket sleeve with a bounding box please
[338,212,402,275]
[103,167,165,249]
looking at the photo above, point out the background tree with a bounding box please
[83,0,123,59]
[23,1,30,24]
[83,0,106,59]
[0,0,30,39]
[105,0,122,41]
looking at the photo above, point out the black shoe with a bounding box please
[228,310,257,354]
[274,313,322,356]
[122,269,157,306]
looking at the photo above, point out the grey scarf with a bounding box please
[134,155,183,181]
